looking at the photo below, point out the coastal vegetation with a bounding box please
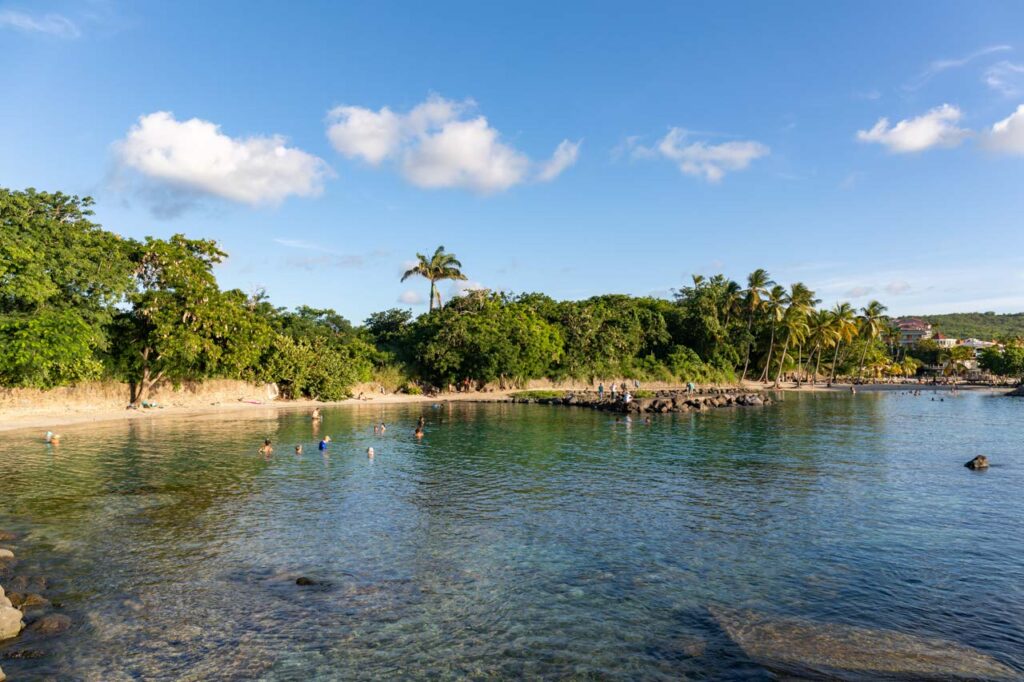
[1,187,1019,402]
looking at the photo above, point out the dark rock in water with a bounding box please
[6,576,46,592]
[28,614,71,635]
[5,593,25,609]
[2,648,46,660]
[20,593,49,610]
[709,606,1019,680]
[296,576,316,586]
[0,532,16,542]
[1005,385,1024,397]
[965,455,990,470]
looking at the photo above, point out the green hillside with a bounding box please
[916,313,1024,340]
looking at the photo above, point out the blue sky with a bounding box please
[2,1,1024,321]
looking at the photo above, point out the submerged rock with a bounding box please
[710,606,1020,680]
[0,550,13,561]
[296,576,316,586]
[28,613,70,635]
[0,531,16,541]
[4,593,23,609]
[0,606,23,640]
[0,663,5,681]
[19,593,49,610]
[965,455,990,470]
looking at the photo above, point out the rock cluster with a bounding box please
[0,532,72,665]
[964,455,990,470]
[513,388,772,414]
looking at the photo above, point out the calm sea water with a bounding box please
[0,392,1022,680]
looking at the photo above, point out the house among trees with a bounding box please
[895,318,933,346]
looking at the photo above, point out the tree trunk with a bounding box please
[759,320,777,383]
[132,348,165,407]
[740,312,755,382]
[429,280,437,311]
[774,334,791,388]
[830,340,842,384]
[812,343,823,385]
[858,339,870,379]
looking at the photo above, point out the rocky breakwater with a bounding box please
[513,387,771,414]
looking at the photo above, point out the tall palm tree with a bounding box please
[828,302,858,384]
[773,282,815,388]
[856,300,888,379]
[401,246,468,311]
[758,284,788,383]
[740,269,774,382]
[806,309,839,385]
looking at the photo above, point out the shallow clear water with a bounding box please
[1,392,1022,680]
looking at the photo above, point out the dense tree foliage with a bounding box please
[2,188,1016,400]
[920,312,1024,341]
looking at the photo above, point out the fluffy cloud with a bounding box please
[537,139,582,182]
[325,95,578,192]
[653,128,769,182]
[857,104,969,153]
[983,104,1024,154]
[985,61,1024,97]
[399,290,426,305]
[0,10,79,38]
[116,112,330,207]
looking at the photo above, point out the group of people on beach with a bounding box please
[257,409,429,460]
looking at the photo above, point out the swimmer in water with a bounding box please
[319,436,332,451]
[415,426,424,439]
[373,423,379,434]
[311,408,322,421]
[258,439,273,456]
[45,431,61,444]
[295,445,303,455]
[644,417,652,425]
[367,447,375,459]
[418,415,426,428]
[379,422,387,434]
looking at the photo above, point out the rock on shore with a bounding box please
[513,388,772,414]
[0,604,23,640]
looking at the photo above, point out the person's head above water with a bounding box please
[264,439,271,446]
[367,447,375,458]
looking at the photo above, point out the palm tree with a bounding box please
[806,309,839,385]
[941,345,974,380]
[401,246,468,312]
[828,302,857,384]
[758,284,788,383]
[773,282,815,388]
[740,269,774,382]
[856,300,888,379]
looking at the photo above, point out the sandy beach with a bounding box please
[2,380,1007,435]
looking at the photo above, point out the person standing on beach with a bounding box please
[598,383,604,400]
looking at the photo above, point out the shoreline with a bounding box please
[0,381,1012,435]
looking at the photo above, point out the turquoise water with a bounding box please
[1,392,1022,679]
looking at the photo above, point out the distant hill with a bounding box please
[915,313,1024,340]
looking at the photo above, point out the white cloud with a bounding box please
[537,139,581,182]
[985,61,1024,96]
[116,112,330,207]
[983,104,1024,154]
[0,10,79,38]
[451,280,485,297]
[905,44,1012,90]
[652,128,770,182]
[857,104,969,153]
[325,105,402,165]
[845,286,874,298]
[399,290,425,305]
[325,95,577,192]
[885,280,911,295]
[402,117,529,192]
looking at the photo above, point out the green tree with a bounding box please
[739,269,774,382]
[401,245,468,311]
[856,300,888,379]
[0,188,136,387]
[110,235,273,405]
